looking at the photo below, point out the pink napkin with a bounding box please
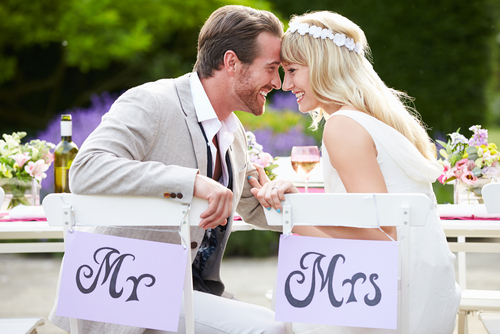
[297,187,325,193]
[0,207,47,222]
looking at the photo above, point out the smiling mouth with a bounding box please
[295,92,304,102]
[259,91,268,99]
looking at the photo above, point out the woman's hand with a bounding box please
[248,163,300,212]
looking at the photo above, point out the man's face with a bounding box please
[234,32,282,116]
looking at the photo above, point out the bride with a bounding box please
[249,11,460,334]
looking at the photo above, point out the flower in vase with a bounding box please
[25,160,49,181]
[0,163,12,178]
[0,132,55,207]
[10,152,31,169]
[437,125,500,185]
[460,170,477,185]
[246,131,279,181]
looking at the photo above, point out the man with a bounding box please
[48,5,286,334]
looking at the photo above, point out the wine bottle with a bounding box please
[54,114,79,193]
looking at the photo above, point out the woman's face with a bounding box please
[282,63,320,113]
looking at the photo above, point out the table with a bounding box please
[3,204,500,257]
[0,219,260,254]
[0,221,64,253]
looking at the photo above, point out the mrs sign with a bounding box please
[264,193,430,333]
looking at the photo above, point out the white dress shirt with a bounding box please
[189,72,238,187]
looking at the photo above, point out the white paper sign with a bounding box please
[275,235,399,329]
[57,231,188,331]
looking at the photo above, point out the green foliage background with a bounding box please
[0,0,499,137]
[271,0,500,135]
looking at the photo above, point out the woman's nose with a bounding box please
[282,75,293,91]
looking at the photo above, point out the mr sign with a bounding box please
[57,231,188,331]
[275,235,398,329]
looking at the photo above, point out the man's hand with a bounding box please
[194,174,233,230]
[248,163,299,212]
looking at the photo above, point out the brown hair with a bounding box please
[193,5,283,78]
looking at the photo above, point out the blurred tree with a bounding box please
[0,0,277,135]
[271,0,500,135]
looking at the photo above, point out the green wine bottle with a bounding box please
[54,114,79,193]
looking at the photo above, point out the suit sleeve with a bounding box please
[68,85,198,204]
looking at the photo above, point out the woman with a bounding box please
[250,11,460,333]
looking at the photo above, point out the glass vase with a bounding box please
[0,177,40,211]
[453,178,491,205]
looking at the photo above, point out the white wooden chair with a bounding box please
[457,183,500,334]
[42,193,208,334]
[263,193,430,334]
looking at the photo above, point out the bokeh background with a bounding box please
[1,0,500,256]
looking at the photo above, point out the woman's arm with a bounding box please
[308,113,396,241]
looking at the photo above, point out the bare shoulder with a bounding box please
[323,114,374,151]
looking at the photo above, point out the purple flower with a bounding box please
[252,127,317,157]
[269,91,299,112]
[468,125,488,147]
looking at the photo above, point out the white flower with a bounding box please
[308,25,323,38]
[482,166,500,179]
[345,38,355,51]
[297,23,310,36]
[321,29,333,40]
[25,159,49,181]
[354,42,363,55]
[333,33,346,47]
[288,22,300,33]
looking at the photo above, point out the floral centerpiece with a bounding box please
[0,132,54,209]
[437,125,499,204]
[246,131,279,181]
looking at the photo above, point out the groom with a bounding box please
[48,5,285,334]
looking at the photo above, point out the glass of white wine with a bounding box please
[290,146,320,193]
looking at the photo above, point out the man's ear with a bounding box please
[223,50,239,76]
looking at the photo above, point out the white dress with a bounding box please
[293,110,461,334]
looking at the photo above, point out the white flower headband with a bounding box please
[287,22,363,55]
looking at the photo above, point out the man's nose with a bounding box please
[271,71,281,90]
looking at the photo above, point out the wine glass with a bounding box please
[290,146,321,193]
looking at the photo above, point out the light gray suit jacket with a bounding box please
[49,73,278,333]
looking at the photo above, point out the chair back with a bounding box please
[43,193,208,334]
[264,193,431,334]
[482,183,500,214]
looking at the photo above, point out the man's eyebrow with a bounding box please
[266,61,281,66]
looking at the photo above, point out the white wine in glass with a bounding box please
[291,146,320,193]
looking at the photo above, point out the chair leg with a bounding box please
[457,310,469,334]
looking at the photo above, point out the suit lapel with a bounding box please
[174,74,208,176]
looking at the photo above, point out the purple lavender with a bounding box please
[36,92,118,192]
[269,91,299,112]
[468,125,488,147]
[253,127,317,157]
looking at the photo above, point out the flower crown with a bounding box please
[287,22,363,55]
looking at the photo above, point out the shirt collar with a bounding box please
[189,72,239,136]
[189,72,218,123]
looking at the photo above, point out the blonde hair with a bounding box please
[281,11,436,160]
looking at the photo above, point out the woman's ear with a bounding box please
[223,50,239,76]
